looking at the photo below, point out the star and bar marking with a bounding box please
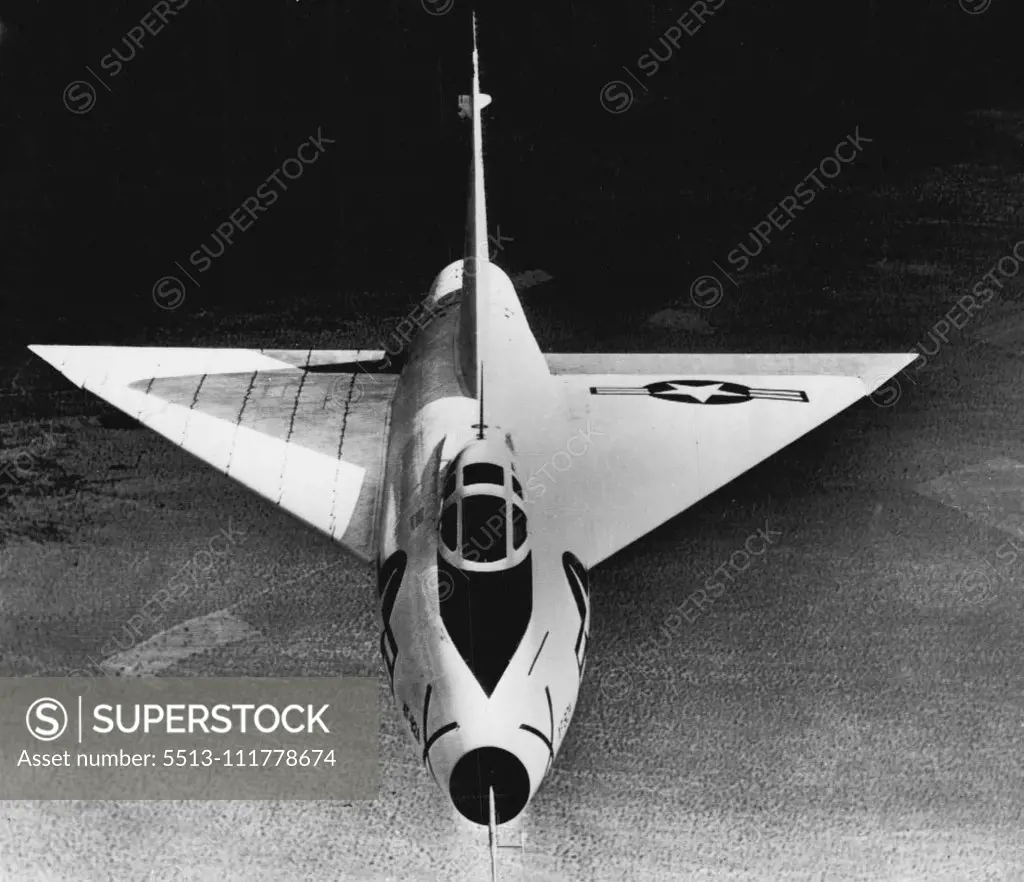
[590,379,809,405]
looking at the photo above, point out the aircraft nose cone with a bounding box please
[448,746,531,825]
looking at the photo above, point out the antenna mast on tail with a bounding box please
[456,10,493,399]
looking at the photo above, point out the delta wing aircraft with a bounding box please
[30,13,915,852]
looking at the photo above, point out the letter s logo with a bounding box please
[26,698,68,742]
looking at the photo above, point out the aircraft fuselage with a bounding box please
[375,258,591,825]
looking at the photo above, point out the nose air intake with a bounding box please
[449,746,531,825]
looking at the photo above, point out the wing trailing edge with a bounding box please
[29,345,396,562]
[539,351,917,567]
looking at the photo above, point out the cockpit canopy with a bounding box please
[435,440,534,695]
[438,444,528,568]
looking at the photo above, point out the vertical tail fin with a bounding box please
[458,10,492,398]
[464,10,490,268]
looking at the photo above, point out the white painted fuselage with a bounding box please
[375,258,591,825]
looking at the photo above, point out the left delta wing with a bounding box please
[28,346,397,562]
[542,352,917,568]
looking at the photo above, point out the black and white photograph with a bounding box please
[1,1,1022,879]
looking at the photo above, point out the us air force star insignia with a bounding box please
[588,379,809,405]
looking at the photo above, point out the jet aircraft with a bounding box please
[30,13,916,870]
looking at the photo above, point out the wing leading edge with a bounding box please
[542,351,918,568]
[29,346,397,562]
